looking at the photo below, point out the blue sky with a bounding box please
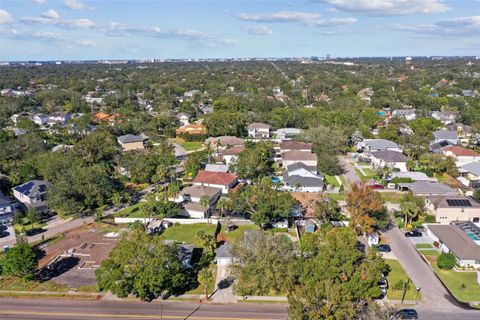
[0,0,479,60]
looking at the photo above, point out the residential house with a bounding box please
[275,128,302,140]
[176,113,190,126]
[215,243,235,266]
[388,171,436,182]
[356,139,402,153]
[278,141,312,153]
[425,196,480,225]
[429,140,456,154]
[204,164,229,173]
[48,112,71,124]
[217,146,245,165]
[176,185,222,218]
[117,134,146,151]
[199,104,214,114]
[432,130,459,145]
[193,170,238,194]
[397,181,458,196]
[205,136,245,148]
[12,180,49,212]
[247,123,270,139]
[391,109,416,121]
[446,123,472,140]
[175,123,207,136]
[282,151,318,168]
[431,111,459,125]
[282,163,325,192]
[0,190,13,226]
[442,146,480,166]
[33,114,49,126]
[426,222,480,267]
[459,162,480,189]
[370,150,408,172]
[462,90,479,98]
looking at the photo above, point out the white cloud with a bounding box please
[236,11,356,28]
[21,15,95,29]
[41,9,60,20]
[62,0,85,10]
[0,10,13,25]
[319,0,450,16]
[244,25,274,35]
[33,0,48,4]
[396,15,480,36]
[0,28,95,46]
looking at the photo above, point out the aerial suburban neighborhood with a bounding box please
[1,1,480,319]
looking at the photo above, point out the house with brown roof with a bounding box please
[193,170,238,194]
[282,151,318,168]
[442,146,480,166]
[217,146,245,165]
[175,185,222,218]
[278,141,312,153]
[425,196,480,225]
[426,222,480,267]
[247,123,270,139]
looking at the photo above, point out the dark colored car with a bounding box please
[226,225,238,232]
[375,244,391,253]
[25,228,46,237]
[405,230,422,237]
[391,309,418,319]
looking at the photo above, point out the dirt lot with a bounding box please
[38,223,123,289]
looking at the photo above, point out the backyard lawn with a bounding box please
[159,223,217,246]
[220,224,260,242]
[185,264,217,296]
[415,243,433,249]
[385,259,421,301]
[113,203,143,218]
[355,168,376,183]
[172,138,204,151]
[325,175,340,187]
[380,192,403,204]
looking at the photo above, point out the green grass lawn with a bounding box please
[326,193,346,201]
[415,243,433,249]
[0,277,70,292]
[220,224,259,243]
[380,192,403,204]
[185,264,217,296]
[432,265,480,302]
[385,259,421,301]
[179,141,204,151]
[325,175,340,187]
[362,167,376,176]
[419,250,440,257]
[113,203,143,218]
[159,223,217,246]
[339,175,347,186]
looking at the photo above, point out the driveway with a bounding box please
[383,227,468,311]
[27,217,93,244]
[211,264,236,303]
[338,155,360,184]
[0,225,16,248]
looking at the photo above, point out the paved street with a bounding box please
[211,264,235,303]
[338,155,360,184]
[0,298,287,320]
[383,227,470,311]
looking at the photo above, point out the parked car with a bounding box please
[404,230,422,237]
[391,309,418,319]
[378,279,388,289]
[375,244,392,253]
[369,184,385,189]
[226,225,238,232]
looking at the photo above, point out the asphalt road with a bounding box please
[0,298,288,320]
[338,155,361,184]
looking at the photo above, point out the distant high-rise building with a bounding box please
[326,54,331,60]
[405,57,412,64]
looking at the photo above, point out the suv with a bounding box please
[391,309,418,319]
[404,230,422,237]
[375,244,391,253]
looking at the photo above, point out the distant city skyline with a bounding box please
[0,0,479,61]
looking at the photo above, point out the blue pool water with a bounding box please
[272,177,280,183]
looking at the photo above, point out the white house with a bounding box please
[33,114,49,125]
[176,185,222,218]
[193,171,238,194]
[431,111,459,125]
[12,180,49,212]
[0,191,13,226]
[176,113,190,126]
[433,130,459,145]
[357,139,402,153]
[275,128,302,140]
[248,123,270,138]
[282,151,318,168]
[217,146,245,165]
[370,150,408,172]
[392,109,416,121]
[442,146,480,166]
[282,163,325,192]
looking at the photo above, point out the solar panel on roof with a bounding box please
[446,199,472,207]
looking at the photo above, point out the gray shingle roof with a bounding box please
[427,223,480,260]
[13,180,48,198]
[397,181,458,195]
[180,185,222,199]
[363,139,400,150]
[284,175,325,188]
[370,150,408,162]
[0,190,12,206]
[248,122,270,130]
[118,134,145,144]
[216,243,233,258]
[459,161,480,177]
[433,130,458,140]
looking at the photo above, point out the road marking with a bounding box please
[1,310,279,320]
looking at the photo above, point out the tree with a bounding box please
[231,231,298,295]
[26,207,41,227]
[198,267,213,300]
[437,253,456,270]
[313,195,340,222]
[199,195,211,210]
[96,229,193,300]
[231,141,273,180]
[345,183,384,235]
[474,188,480,201]
[1,242,37,280]
[73,130,118,164]
[216,197,232,217]
[195,231,216,256]
[288,228,387,320]
[400,192,424,227]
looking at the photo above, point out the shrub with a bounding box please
[424,215,436,223]
[437,253,456,270]
[393,279,410,291]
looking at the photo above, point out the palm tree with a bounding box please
[400,201,419,229]
[198,267,214,300]
[111,192,122,208]
[216,197,232,217]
